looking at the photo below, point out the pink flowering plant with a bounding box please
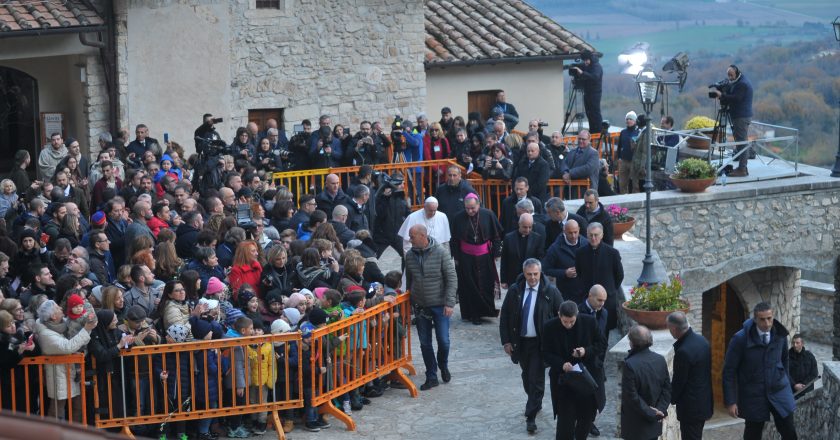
[627,275,687,311]
[606,204,632,223]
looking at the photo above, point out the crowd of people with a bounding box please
[0,70,787,440]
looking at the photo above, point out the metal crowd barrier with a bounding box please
[308,293,417,431]
[0,353,88,424]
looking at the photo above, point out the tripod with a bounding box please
[561,80,585,135]
[713,105,731,174]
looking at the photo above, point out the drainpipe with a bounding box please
[78,0,119,138]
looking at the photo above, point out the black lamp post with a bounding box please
[635,66,664,285]
[832,17,840,178]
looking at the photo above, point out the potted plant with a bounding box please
[683,116,717,149]
[670,158,716,193]
[621,275,689,329]
[606,204,634,240]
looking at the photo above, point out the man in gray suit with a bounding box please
[562,130,600,198]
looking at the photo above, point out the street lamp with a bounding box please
[634,65,664,286]
[832,16,840,178]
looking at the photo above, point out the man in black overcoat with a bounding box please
[500,213,545,287]
[575,222,623,331]
[667,311,713,440]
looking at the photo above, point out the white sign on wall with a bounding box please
[41,112,64,146]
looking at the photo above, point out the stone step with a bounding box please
[703,418,744,440]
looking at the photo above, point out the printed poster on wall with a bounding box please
[41,112,64,146]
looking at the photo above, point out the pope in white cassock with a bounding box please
[397,196,451,253]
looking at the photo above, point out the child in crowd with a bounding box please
[285,291,307,316]
[237,286,265,333]
[246,325,275,435]
[282,307,301,330]
[65,293,92,339]
[261,292,284,324]
[297,322,330,432]
[190,317,225,440]
[154,324,193,440]
[223,317,253,438]
[270,319,295,433]
[320,289,345,324]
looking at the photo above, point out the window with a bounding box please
[255,0,281,8]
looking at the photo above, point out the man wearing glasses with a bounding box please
[290,194,317,232]
[561,130,600,197]
[89,232,116,286]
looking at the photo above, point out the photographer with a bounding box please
[710,65,753,177]
[194,113,224,154]
[569,50,603,135]
[286,119,313,170]
[346,121,386,166]
[309,126,341,168]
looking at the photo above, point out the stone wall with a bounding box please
[113,0,426,153]
[83,54,110,159]
[799,280,834,345]
[604,177,840,332]
[761,362,840,439]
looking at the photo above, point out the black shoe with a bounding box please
[389,380,408,389]
[360,397,372,405]
[590,424,600,437]
[315,418,331,429]
[350,400,364,411]
[471,318,482,325]
[420,378,439,390]
[441,368,451,383]
[364,386,383,398]
[526,418,537,434]
[304,422,320,432]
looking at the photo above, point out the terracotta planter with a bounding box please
[621,301,690,330]
[613,217,635,240]
[686,135,711,149]
[670,176,715,193]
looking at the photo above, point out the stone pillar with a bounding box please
[83,54,110,160]
[834,255,840,361]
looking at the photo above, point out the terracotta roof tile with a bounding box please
[425,0,595,65]
[0,0,104,34]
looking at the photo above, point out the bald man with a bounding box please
[315,173,350,217]
[500,213,545,288]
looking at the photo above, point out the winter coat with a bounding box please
[499,274,563,360]
[174,223,200,260]
[223,328,247,390]
[620,346,671,440]
[329,220,356,245]
[260,264,292,299]
[247,342,276,388]
[542,236,589,301]
[294,263,339,291]
[194,345,223,410]
[162,300,191,331]
[373,188,409,242]
[153,350,193,406]
[723,318,796,421]
[38,146,67,182]
[512,156,550,202]
[575,201,614,246]
[230,261,263,300]
[434,180,476,218]
[33,319,91,400]
[671,328,714,422]
[404,236,457,309]
[315,189,350,219]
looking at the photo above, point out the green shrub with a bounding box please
[627,275,687,312]
[673,158,716,179]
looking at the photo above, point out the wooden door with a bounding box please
[248,108,284,133]
[703,282,746,406]
[468,90,500,121]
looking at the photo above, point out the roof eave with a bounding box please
[424,53,595,69]
[0,24,107,39]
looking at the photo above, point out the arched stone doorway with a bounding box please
[701,266,801,407]
[0,66,39,176]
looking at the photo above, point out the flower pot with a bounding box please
[670,176,715,193]
[686,135,711,150]
[613,217,635,240]
[621,301,690,330]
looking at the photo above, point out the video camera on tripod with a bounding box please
[708,78,730,98]
[194,136,229,157]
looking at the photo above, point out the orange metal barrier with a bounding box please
[92,332,303,440]
[308,293,417,431]
[468,178,591,213]
[0,353,88,425]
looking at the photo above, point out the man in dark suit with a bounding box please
[542,220,587,301]
[499,259,563,434]
[576,189,614,246]
[667,311,713,440]
[512,142,550,202]
[579,285,609,436]
[575,222,623,331]
[621,325,672,440]
[561,129,600,196]
[500,213,545,288]
[500,177,543,233]
[542,301,605,440]
[542,197,587,250]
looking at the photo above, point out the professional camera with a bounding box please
[195,136,229,156]
[708,78,730,98]
[538,122,549,127]
[211,117,223,124]
[235,203,257,230]
[567,61,585,77]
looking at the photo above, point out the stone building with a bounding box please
[424,0,594,130]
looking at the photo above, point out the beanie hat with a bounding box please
[625,111,638,121]
[581,49,594,60]
[313,287,328,301]
[65,136,77,147]
[205,277,225,296]
[91,211,107,227]
[66,294,86,319]
[283,308,302,326]
[271,319,291,334]
[190,317,213,340]
[237,289,256,308]
[299,322,314,339]
[224,307,245,329]
[19,229,39,245]
[308,308,328,327]
[490,107,503,117]
[265,292,284,305]
[167,324,191,343]
[286,292,306,309]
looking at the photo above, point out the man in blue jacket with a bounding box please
[712,64,753,177]
[722,302,797,440]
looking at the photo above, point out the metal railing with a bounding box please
[0,353,88,424]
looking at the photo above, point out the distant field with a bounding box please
[744,0,838,20]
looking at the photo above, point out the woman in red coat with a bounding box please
[423,121,452,185]
[229,240,263,303]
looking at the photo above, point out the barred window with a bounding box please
[256,0,280,9]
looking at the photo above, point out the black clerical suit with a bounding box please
[542,313,605,440]
[575,242,623,331]
[671,328,713,440]
[500,230,545,285]
[578,300,608,412]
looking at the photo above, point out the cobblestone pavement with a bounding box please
[256,247,623,440]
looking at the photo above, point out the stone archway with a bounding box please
[700,266,801,407]
[0,66,39,176]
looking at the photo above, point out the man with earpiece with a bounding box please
[711,65,754,177]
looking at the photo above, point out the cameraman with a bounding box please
[346,121,386,166]
[194,113,224,154]
[569,50,603,135]
[286,119,312,170]
[710,65,753,176]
